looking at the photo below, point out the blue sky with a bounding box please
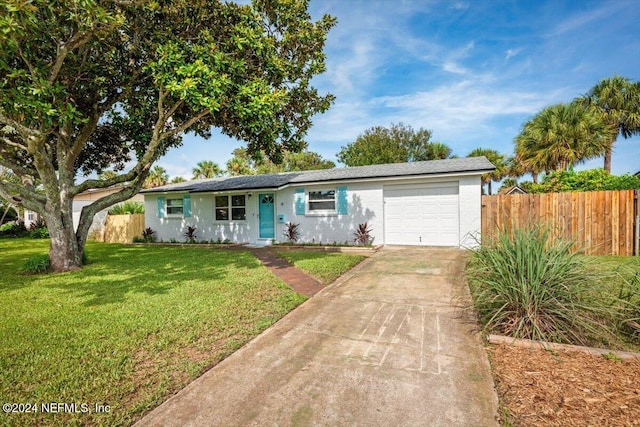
[158,0,640,180]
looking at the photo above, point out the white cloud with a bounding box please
[552,3,619,35]
[451,1,469,10]
[505,48,522,61]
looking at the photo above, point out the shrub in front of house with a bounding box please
[184,225,197,243]
[0,221,28,238]
[283,222,300,243]
[28,218,49,239]
[466,225,615,346]
[133,227,156,243]
[353,222,373,246]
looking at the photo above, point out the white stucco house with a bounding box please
[141,157,495,247]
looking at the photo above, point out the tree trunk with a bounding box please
[532,172,538,184]
[603,147,612,173]
[487,180,492,195]
[45,206,83,272]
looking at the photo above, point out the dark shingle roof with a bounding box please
[141,157,495,194]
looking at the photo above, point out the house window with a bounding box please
[166,198,184,215]
[27,212,36,221]
[215,194,246,221]
[308,190,336,211]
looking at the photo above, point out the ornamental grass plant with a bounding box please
[467,225,615,346]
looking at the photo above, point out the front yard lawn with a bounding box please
[0,239,307,427]
[274,250,366,284]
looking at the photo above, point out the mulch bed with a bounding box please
[488,344,640,426]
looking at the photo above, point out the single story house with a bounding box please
[141,157,495,247]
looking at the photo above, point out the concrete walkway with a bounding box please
[135,246,498,427]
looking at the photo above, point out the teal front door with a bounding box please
[259,193,275,239]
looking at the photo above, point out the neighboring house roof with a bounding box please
[141,157,495,194]
[635,170,640,177]
[498,185,527,195]
[75,184,144,202]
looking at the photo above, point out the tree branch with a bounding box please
[15,41,37,78]
[49,32,92,84]
[0,156,37,178]
[0,112,42,140]
[0,180,46,212]
[75,181,144,246]
[161,109,210,140]
[1,137,28,151]
[73,169,138,196]
[67,109,101,170]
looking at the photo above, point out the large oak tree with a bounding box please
[0,0,335,271]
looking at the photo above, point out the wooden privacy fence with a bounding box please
[481,190,639,256]
[103,213,145,244]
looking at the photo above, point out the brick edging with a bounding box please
[487,334,640,360]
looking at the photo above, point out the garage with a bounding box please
[383,181,460,246]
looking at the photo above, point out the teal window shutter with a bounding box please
[337,186,348,215]
[183,194,191,217]
[295,189,305,215]
[157,196,165,218]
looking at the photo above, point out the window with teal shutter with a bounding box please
[183,194,191,217]
[157,196,165,218]
[337,186,348,215]
[295,189,305,215]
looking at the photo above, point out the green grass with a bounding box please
[274,250,366,284]
[584,255,640,348]
[0,239,307,426]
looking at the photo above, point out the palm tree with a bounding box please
[428,142,453,160]
[192,160,222,179]
[513,131,548,184]
[515,102,612,173]
[144,165,169,188]
[226,157,254,176]
[467,148,508,195]
[170,176,187,184]
[578,75,640,172]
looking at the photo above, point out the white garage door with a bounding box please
[384,182,459,246]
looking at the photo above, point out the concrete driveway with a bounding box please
[135,246,498,427]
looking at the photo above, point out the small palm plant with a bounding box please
[283,222,300,243]
[184,225,197,243]
[353,222,373,246]
[142,227,156,242]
